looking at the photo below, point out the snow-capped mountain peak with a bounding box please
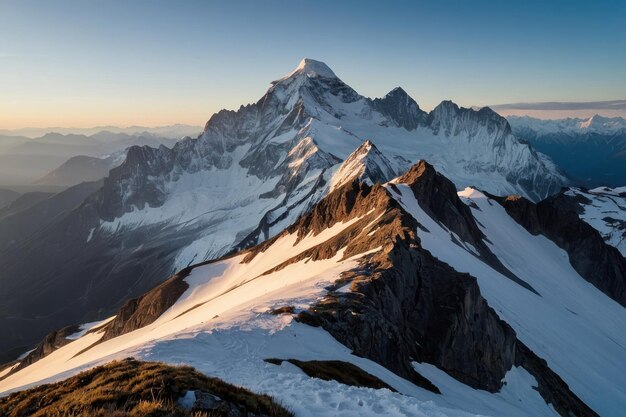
[371,87,427,130]
[579,114,626,132]
[430,101,512,139]
[292,58,337,79]
[330,140,397,190]
[271,58,340,88]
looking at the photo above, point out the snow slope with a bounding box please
[389,184,626,417]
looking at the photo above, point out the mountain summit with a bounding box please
[286,58,338,79]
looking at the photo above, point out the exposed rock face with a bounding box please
[305,237,519,393]
[492,192,626,306]
[429,102,511,139]
[395,161,538,294]
[12,324,79,372]
[286,171,518,392]
[243,176,519,394]
[395,161,486,247]
[371,87,427,130]
[191,391,243,417]
[94,145,176,221]
[561,187,626,256]
[100,268,191,342]
[515,342,596,417]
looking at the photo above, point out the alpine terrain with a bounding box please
[1,158,625,417]
[0,59,570,364]
[4,59,625,417]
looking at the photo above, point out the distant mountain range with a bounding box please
[508,115,626,187]
[0,131,181,186]
[0,124,201,139]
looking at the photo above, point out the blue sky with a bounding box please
[1,0,625,127]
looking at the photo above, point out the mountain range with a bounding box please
[0,59,624,417]
[0,131,181,187]
[0,59,569,361]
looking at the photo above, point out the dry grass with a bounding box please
[0,358,292,417]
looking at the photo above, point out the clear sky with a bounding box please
[1,0,625,128]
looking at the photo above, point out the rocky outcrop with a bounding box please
[395,161,538,294]
[12,324,79,372]
[265,359,395,391]
[245,173,521,392]
[99,268,191,342]
[492,192,626,306]
[93,144,176,221]
[287,173,518,392]
[371,87,427,130]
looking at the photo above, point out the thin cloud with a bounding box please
[491,100,626,111]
